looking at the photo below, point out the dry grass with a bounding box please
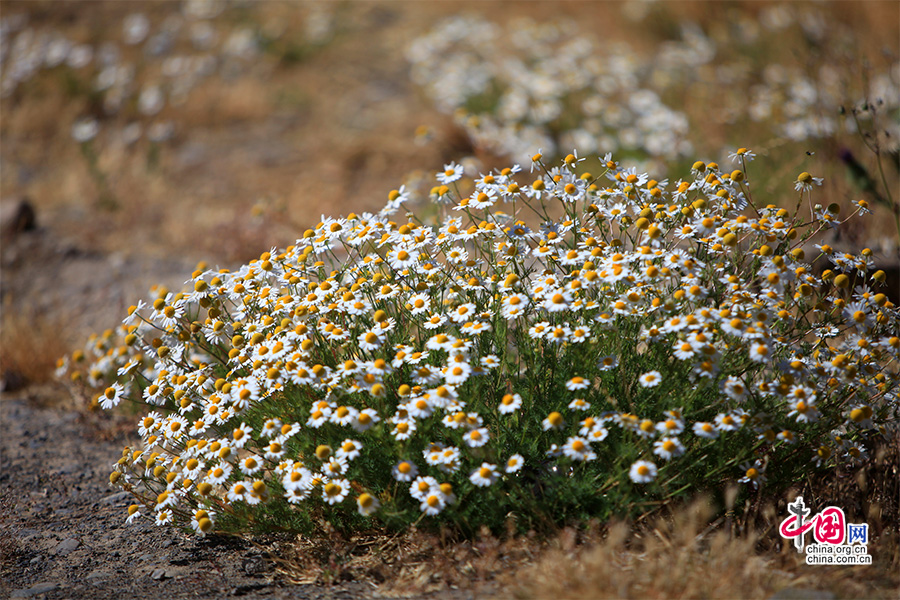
[515,503,897,600]
[268,521,541,597]
[261,443,899,599]
[516,501,791,600]
[0,310,70,391]
[516,443,900,600]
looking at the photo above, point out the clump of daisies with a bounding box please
[61,148,899,538]
[408,12,899,167]
[408,16,693,166]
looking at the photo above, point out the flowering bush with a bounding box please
[61,149,898,537]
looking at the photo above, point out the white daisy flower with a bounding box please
[562,437,596,461]
[322,478,350,505]
[542,411,565,431]
[505,454,524,473]
[239,455,264,477]
[392,460,419,482]
[336,439,363,461]
[205,462,233,486]
[392,419,417,441]
[738,460,766,488]
[794,171,823,192]
[227,480,253,503]
[498,393,523,415]
[420,492,447,516]
[565,376,590,391]
[437,162,464,184]
[469,463,499,487]
[357,493,380,516]
[568,398,591,411]
[652,437,685,460]
[692,421,719,439]
[629,460,658,484]
[597,355,618,371]
[352,409,380,433]
[464,427,490,448]
[99,383,126,410]
[638,370,662,388]
[588,425,609,443]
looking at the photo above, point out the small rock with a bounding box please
[10,582,58,597]
[54,538,80,555]
[232,583,269,596]
[150,568,168,580]
[56,463,80,475]
[241,555,267,575]
[100,491,133,505]
[770,588,837,600]
[0,197,37,240]
[0,369,27,393]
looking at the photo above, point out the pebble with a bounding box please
[0,197,36,241]
[87,571,107,582]
[10,582,59,597]
[54,537,80,555]
[100,491,133,505]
